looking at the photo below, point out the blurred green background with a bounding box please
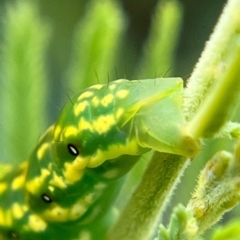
[1,0,238,237]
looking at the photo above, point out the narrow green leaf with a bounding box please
[0,1,49,162]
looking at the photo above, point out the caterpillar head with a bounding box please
[51,78,200,183]
[51,80,148,182]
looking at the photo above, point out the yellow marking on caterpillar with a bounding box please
[11,174,25,190]
[102,168,120,179]
[54,125,62,139]
[0,165,12,179]
[42,169,51,177]
[26,169,51,194]
[49,172,67,189]
[63,126,79,138]
[20,161,28,169]
[77,91,94,101]
[78,118,94,132]
[23,205,28,212]
[78,231,91,240]
[101,94,114,107]
[114,79,126,83]
[40,202,88,222]
[93,115,116,134]
[92,96,100,107]
[48,162,53,171]
[89,84,103,90]
[0,183,7,194]
[40,200,89,222]
[0,209,12,226]
[94,182,106,190]
[116,89,129,99]
[65,137,140,171]
[70,201,88,219]
[63,162,85,184]
[39,188,102,222]
[37,143,50,160]
[28,214,47,232]
[87,139,140,168]
[109,84,116,90]
[48,186,54,192]
[116,108,124,119]
[74,100,89,116]
[12,203,24,219]
[83,192,94,204]
[40,205,70,221]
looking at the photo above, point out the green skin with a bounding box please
[0,126,139,240]
[0,79,200,240]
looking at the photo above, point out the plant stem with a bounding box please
[137,0,182,78]
[188,49,240,138]
[108,0,240,239]
[69,0,125,90]
[106,153,188,240]
[183,0,240,122]
[186,0,240,138]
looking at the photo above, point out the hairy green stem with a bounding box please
[183,0,240,122]
[188,46,240,138]
[186,0,240,138]
[108,0,240,239]
[215,121,240,139]
[107,153,188,240]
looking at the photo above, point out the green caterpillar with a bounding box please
[0,78,200,240]
[0,126,123,239]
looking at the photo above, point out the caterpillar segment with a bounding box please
[0,126,135,239]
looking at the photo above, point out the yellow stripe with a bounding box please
[12,203,24,219]
[74,101,89,116]
[93,115,116,134]
[63,126,79,138]
[50,172,67,189]
[0,209,12,226]
[11,174,25,190]
[54,125,62,139]
[116,89,129,99]
[77,91,94,101]
[28,214,47,232]
[37,143,50,160]
[0,183,7,194]
[78,118,94,132]
[101,94,114,107]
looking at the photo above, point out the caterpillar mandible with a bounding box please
[0,78,200,240]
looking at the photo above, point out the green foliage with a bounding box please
[155,204,200,240]
[0,0,49,163]
[137,0,183,78]
[68,0,126,89]
[211,219,240,240]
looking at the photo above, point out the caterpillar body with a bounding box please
[0,126,124,239]
[0,78,200,239]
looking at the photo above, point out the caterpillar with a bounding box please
[0,126,123,240]
[0,78,200,240]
